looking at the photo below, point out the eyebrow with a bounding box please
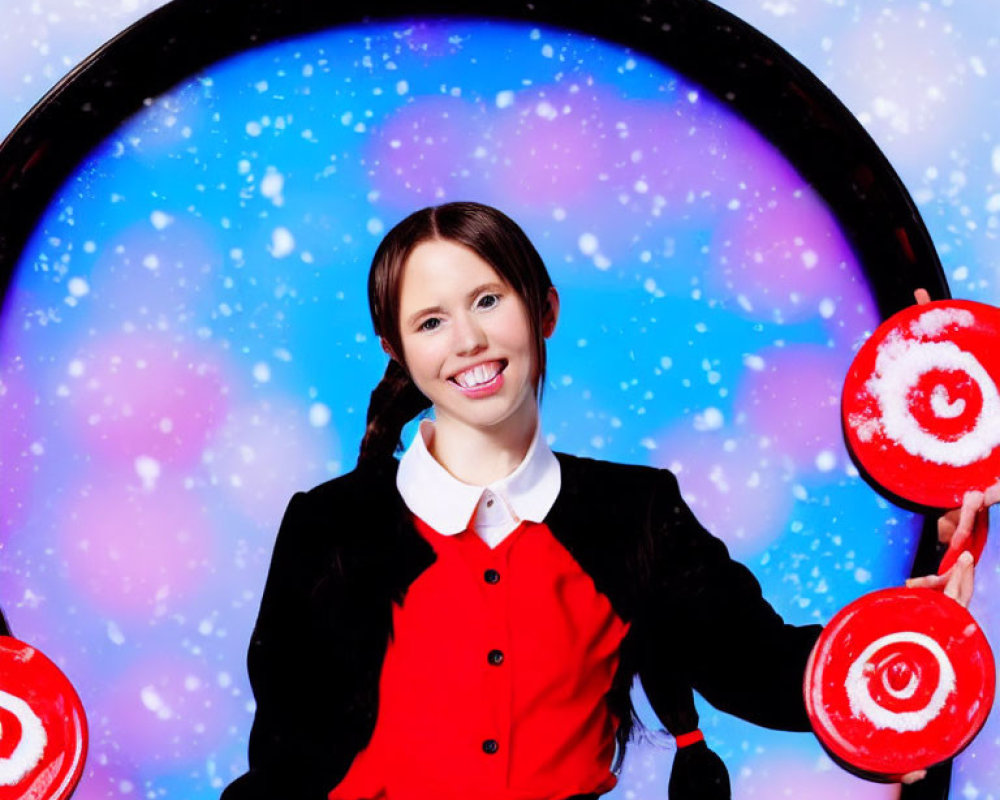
[405,282,505,328]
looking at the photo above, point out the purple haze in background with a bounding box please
[0,17,950,800]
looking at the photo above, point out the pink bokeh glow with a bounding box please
[369,95,490,204]
[733,751,898,800]
[366,78,829,270]
[58,477,213,617]
[62,334,227,466]
[204,398,338,529]
[737,345,850,470]
[95,651,237,768]
[711,186,863,324]
[0,365,37,540]
[654,426,794,559]
[492,84,614,206]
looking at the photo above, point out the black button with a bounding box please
[482,738,499,754]
[484,569,500,584]
[487,649,504,666]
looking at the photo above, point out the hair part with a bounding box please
[359,202,554,464]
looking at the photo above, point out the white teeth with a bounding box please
[455,362,500,388]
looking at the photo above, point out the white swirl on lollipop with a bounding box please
[863,310,1000,465]
[0,689,47,785]
[909,307,975,338]
[846,631,956,732]
[930,384,965,418]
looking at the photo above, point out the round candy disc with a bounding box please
[0,636,88,800]
[804,588,995,780]
[842,299,1000,509]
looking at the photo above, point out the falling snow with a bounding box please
[1,8,972,799]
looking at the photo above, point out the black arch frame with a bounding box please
[0,0,948,313]
[0,1,953,796]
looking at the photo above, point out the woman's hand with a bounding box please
[904,483,999,608]
[896,481,999,784]
[905,549,975,606]
[874,290,993,785]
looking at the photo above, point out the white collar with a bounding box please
[396,418,561,535]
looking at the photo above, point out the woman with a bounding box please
[223,202,978,800]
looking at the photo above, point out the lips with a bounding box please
[450,360,507,389]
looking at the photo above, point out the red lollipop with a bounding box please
[0,637,87,800]
[843,299,1000,509]
[805,588,994,781]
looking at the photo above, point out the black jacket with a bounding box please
[223,453,822,799]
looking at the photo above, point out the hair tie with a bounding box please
[669,730,731,800]
[674,728,705,748]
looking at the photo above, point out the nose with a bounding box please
[453,311,487,356]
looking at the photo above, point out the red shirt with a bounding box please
[329,516,630,800]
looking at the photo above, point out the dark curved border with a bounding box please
[0,0,948,315]
[0,1,951,797]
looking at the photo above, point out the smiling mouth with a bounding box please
[450,360,507,389]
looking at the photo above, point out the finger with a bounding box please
[937,495,974,545]
[914,289,931,306]
[958,551,975,607]
[906,574,947,591]
[940,551,975,605]
[938,509,958,544]
[984,480,1000,507]
[901,770,927,784]
[952,491,985,551]
[944,561,963,603]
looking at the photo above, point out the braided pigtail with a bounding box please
[662,691,731,800]
[358,359,431,464]
[639,638,731,798]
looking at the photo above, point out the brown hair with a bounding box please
[359,202,554,463]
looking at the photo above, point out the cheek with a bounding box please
[401,336,444,382]
[497,319,540,381]
[498,306,535,354]
[514,320,540,366]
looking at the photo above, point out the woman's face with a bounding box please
[395,238,552,439]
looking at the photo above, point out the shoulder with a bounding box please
[295,457,400,513]
[548,452,688,551]
[546,454,689,619]
[549,452,698,566]
[269,457,402,561]
[553,451,681,506]
[266,456,428,589]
